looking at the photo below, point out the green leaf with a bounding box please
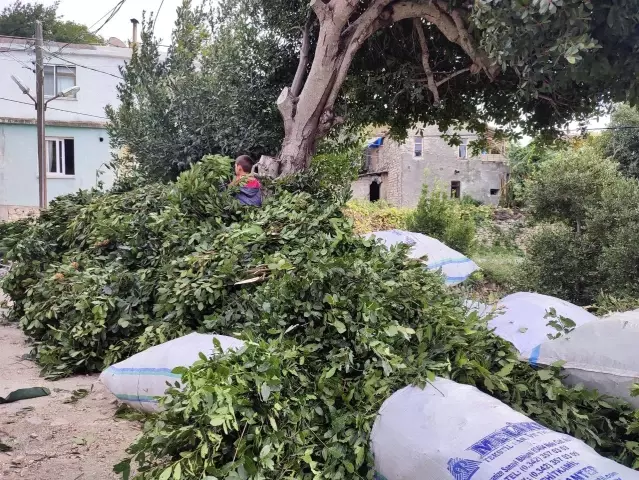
[210,417,225,427]
[159,466,173,480]
[113,460,131,480]
[260,383,271,401]
[333,320,346,334]
[537,370,554,381]
[173,462,182,480]
[118,318,130,328]
[497,362,515,377]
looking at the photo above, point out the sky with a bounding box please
[0,0,183,44]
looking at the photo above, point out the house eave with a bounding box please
[0,117,107,129]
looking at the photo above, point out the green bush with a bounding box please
[521,224,600,305]
[407,186,477,254]
[3,154,639,478]
[522,146,639,304]
[525,146,619,229]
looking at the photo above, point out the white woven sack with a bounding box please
[371,378,639,480]
[99,332,244,412]
[487,292,596,356]
[529,310,639,408]
[368,230,479,286]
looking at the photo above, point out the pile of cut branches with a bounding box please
[2,155,639,479]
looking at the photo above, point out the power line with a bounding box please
[55,0,128,54]
[576,126,639,131]
[0,97,109,120]
[93,0,127,36]
[0,58,122,67]
[45,49,123,79]
[0,50,34,72]
[152,0,166,36]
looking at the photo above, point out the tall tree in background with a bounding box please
[603,104,639,179]
[0,1,103,43]
[107,0,296,181]
[248,0,639,175]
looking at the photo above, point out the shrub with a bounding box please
[520,224,600,305]
[523,147,639,304]
[407,186,477,254]
[525,146,619,229]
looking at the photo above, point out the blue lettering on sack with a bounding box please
[445,422,604,480]
[469,423,548,457]
[448,458,483,480]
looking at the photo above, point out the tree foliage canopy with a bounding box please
[107,0,639,177]
[106,0,296,181]
[603,103,639,179]
[247,0,639,138]
[0,1,103,44]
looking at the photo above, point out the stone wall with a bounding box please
[0,205,40,221]
[352,126,510,206]
[351,172,389,202]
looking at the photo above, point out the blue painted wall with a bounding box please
[0,123,114,207]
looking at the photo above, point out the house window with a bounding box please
[490,188,500,196]
[414,136,423,157]
[44,65,77,98]
[451,181,461,198]
[364,148,373,171]
[458,139,468,159]
[46,138,75,176]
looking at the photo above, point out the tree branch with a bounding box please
[310,0,331,22]
[324,0,396,110]
[291,14,314,97]
[388,1,500,81]
[436,67,470,86]
[413,19,440,105]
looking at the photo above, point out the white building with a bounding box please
[0,35,131,219]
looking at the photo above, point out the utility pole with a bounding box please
[35,20,46,209]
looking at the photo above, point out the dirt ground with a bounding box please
[0,318,141,479]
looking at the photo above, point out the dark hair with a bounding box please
[235,155,253,174]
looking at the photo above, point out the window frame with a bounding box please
[451,180,461,199]
[458,139,468,159]
[45,137,75,178]
[43,65,77,99]
[414,136,423,158]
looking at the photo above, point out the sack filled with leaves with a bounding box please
[2,155,639,479]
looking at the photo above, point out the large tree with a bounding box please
[602,103,639,178]
[236,0,639,175]
[107,1,296,180]
[0,1,103,43]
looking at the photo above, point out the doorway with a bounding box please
[451,181,461,199]
[369,181,381,202]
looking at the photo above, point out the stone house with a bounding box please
[351,125,510,207]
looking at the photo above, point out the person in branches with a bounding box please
[229,155,262,207]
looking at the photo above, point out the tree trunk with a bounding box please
[275,0,357,176]
[277,44,345,175]
[267,0,500,177]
